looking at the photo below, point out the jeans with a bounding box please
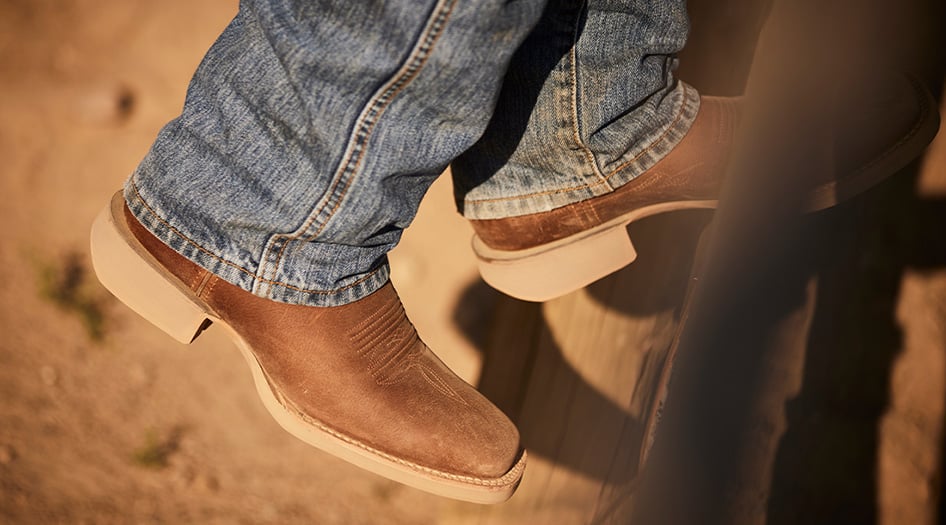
[126,0,694,307]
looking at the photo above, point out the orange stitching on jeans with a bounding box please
[567,3,609,188]
[129,182,383,296]
[462,83,695,206]
[605,83,693,179]
[260,0,459,293]
[463,178,610,205]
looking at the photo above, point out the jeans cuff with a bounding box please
[123,182,390,307]
[460,82,701,220]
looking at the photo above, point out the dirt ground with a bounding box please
[0,1,944,524]
[0,1,477,523]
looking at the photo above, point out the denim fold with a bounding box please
[128,0,693,306]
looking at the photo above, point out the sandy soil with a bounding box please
[1,1,944,524]
[0,1,482,523]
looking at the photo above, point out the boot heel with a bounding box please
[474,224,638,302]
[90,193,210,344]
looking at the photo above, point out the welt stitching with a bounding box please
[273,383,525,486]
[130,182,382,295]
[261,0,458,292]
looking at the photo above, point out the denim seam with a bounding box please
[461,82,692,205]
[256,0,458,296]
[604,82,693,178]
[128,181,384,296]
[567,1,612,190]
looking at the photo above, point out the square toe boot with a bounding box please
[90,192,526,504]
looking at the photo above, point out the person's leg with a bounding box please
[127,0,545,307]
[452,0,730,301]
[453,0,696,219]
[453,0,938,303]
[93,0,546,503]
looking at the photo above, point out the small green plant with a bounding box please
[132,428,181,469]
[36,251,107,341]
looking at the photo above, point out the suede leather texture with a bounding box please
[124,205,521,481]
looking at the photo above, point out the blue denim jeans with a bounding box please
[126,0,695,307]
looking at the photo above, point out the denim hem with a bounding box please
[460,81,701,220]
[249,0,460,302]
[601,82,701,189]
[123,182,390,307]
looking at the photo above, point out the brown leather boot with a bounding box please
[470,75,940,302]
[90,192,525,503]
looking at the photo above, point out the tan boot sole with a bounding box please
[473,200,716,302]
[475,76,940,303]
[91,192,526,504]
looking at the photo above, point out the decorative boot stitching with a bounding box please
[349,299,420,379]
[347,298,462,402]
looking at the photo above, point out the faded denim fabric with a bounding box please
[453,0,696,218]
[127,0,694,307]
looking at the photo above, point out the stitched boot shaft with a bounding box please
[123,205,523,483]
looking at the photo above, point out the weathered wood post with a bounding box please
[441,3,767,521]
[446,212,710,523]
